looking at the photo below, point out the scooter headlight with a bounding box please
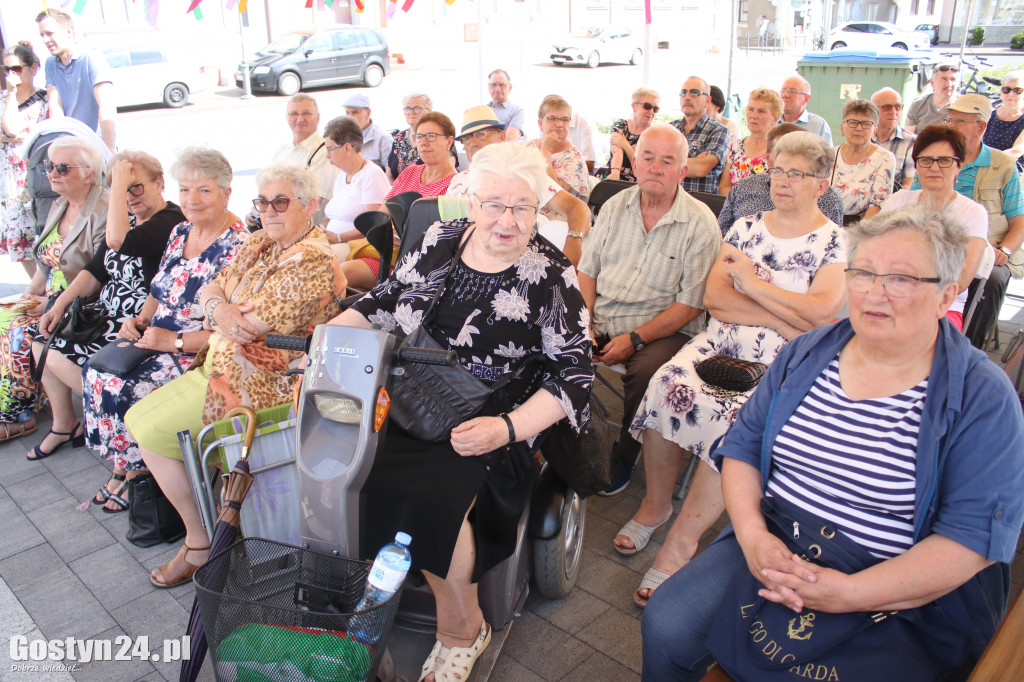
[314,394,362,424]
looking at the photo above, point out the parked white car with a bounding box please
[827,21,930,51]
[102,47,209,109]
[550,27,643,68]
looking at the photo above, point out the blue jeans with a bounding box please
[641,534,745,681]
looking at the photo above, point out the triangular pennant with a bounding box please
[72,0,88,13]
[186,0,202,13]
[401,0,415,11]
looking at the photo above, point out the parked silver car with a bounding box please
[551,27,642,68]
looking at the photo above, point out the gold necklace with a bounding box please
[193,211,230,246]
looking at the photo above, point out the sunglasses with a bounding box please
[1002,86,1024,95]
[679,88,707,98]
[634,101,660,113]
[252,196,298,213]
[44,160,80,176]
[127,181,148,197]
[2,65,24,75]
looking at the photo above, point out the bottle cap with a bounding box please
[395,532,412,546]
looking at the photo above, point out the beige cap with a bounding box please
[459,105,505,139]
[947,93,993,122]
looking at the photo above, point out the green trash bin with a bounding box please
[797,48,933,140]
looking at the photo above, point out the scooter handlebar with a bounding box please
[265,334,312,353]
[394,346,458,366]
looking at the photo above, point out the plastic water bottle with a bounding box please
[350,532,412,645]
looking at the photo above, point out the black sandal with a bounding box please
[27,423,85,461]
[102,483,130,514]
[93,472,127,506]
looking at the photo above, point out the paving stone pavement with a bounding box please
[2,281,1024,681]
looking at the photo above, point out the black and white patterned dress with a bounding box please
[40,203,185,365]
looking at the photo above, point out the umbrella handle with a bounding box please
[225,406,259,462]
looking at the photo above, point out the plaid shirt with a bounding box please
[874,126,917,190]
[578,185,722,338]
[671,114,730,195]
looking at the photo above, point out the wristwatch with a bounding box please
[998,246,1013,257]
[567,230,584,239]
[175,332,184,353]
[629,331,646,352]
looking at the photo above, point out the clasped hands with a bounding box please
[117,316,177,352]
[741,528,852,614]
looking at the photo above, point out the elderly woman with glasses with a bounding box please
[387,92,432,180]
[321,115,390,247]
[879,125,987,331]
[126,163,344,587]
[603,87,661,182]
[983,70,1024,173]
[527,95,590,218]
[2,137,107,450]
[330,142,593,682]
[620,132,847,608]
[830,99,896,224]
[31,151,185,505]
[642,205,1024,681]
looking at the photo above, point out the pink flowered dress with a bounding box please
[0,89,48,261]
[82,219,248,470]
[727,136,769,185]
[528,141,590,221]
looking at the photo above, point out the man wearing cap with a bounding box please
[670,76,730,195]
[871,87,917,189]
[905,62,960,133]
[776,75,832,144]
[344,93,393,169]
[912,93,1024,348]
[447,105,591,265]
[487,69,526,141]
[247,93,337,228]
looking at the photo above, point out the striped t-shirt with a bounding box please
[766,356,926,559]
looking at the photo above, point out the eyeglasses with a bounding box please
[403,105,427,114]
[488,81,510,89]
[915,155,959,168]
[287,111,317,118]
[472,194,539,222]
[459,129,499,143]
[412,132,446,144]
[1002,86,1024,95]
[679,88,707,98]
[877,103,904,111]
[634,101,660,112]
[543,115,571,124]
[126,181,148,197]
[325,142,345,153]
[43,160,80,176]
[845,268,941,298]
[252,196,299,213]
[943,117,979,126]
[780,87,810,96]
[766,167,821,181]
[1,65,24,75]
[843,119,875,130]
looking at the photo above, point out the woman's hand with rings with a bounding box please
[135,325,176,352]
[118,316,149,341]
[451,416,510,457]
[215,302,259,344]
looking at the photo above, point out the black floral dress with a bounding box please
[599,118,641,181]
[351,219,594,579]
[39,203,185,365]
[387,128,420,178]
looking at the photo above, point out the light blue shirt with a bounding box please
[779,108,833,146]
[489,100,526,136]
[44,48,112,133]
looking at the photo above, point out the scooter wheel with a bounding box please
[532,491,586,599]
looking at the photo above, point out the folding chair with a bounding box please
[588,179,634,218]
[384,190,422,240]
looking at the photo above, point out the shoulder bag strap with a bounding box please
[305,142,326,169]
[831,145,841,185]
[31,306,73,383]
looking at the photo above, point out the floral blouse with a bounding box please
[602,118,641,182]
[528,141,590,221]
[388,128,420,178]
[200,229,344,425]
[727,137,769,185]
[829,145,896,216]
[350,219,594,432]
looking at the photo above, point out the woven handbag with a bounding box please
[694,355,767,393]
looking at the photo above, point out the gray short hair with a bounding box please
[288,93,318,111]
[323,116,364,151]
[842,98,880,125]
[171,147,232,192]
[637,122,689,161]
[255,163,318,206]
[467,143,550,205]
[403,92,432,109]
[1003,70,1023,87]
[109,150,164,185]
[848,205,967,287]
[49,137,103,186]
[772,131,833,178]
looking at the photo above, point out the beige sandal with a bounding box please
[613,509,673,557]
[421,622,492,682]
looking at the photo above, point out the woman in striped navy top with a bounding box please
[642,205,1024,681]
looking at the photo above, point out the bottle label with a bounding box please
[367,562,406,593]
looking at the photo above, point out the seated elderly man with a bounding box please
[912,94,1024,349]
[777,74,833,145]
[872,87,917,190]
[447,105,591,266]
[247,93,338,227]
[578,123,721,495]
[344,93,393,170]
[718,123,844,235]
[670,76,730,195]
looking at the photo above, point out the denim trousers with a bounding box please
[641,533,745,681]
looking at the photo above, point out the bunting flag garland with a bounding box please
[72,0,88,13]
[401,0,415,11]
[323,0,334,7]
[239,0,248,11]
[353,0,365,12]
[386,0,397,19]
[445,0,456,5]
[645,0,651,25]
[305,0,313,7]
[186,0,202,12]
[225,0,237,9]
[145,0,160,24]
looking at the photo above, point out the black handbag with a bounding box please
[32,296,109,382]
[125,473,186,548]
[695,355,767,393]
[539,390,613,498]
[88,339,163,375]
